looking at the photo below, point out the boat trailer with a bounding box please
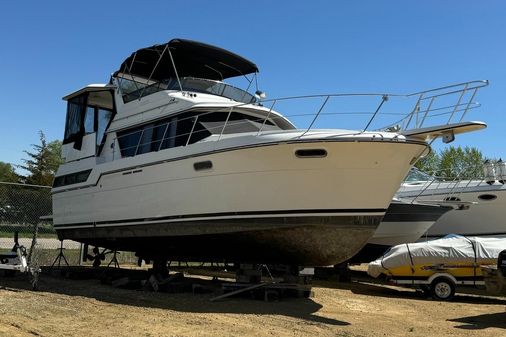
[0,232,40,289]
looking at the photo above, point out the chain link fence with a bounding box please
[0,181,83,266]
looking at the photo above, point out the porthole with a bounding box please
[295,149,327,158]
[478,194,497,201]
[194,160,213,171]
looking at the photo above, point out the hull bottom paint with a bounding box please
[56,214,382,266]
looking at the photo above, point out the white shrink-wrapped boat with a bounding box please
[368,235,506,299]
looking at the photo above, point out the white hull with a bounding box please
[398,182,506,238]
[54,139,424,228]
[369,220,435,246]
[53,137,427,265]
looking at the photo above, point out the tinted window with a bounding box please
[117,129,142,157]
[115,110,279,158]
[64,95,86,144]
[97,109,113,147]
[53,169,92,187]
[84,106,95,134]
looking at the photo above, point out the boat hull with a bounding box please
[53,139,428,266]
[58,214,381,266]
[398,183,506,239]
[348,201,452,263]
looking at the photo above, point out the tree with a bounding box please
[415,145,484,180]
[440,146,484,179]
[414,150,439,175]
[0,162,19,183]
[20,131,63,186]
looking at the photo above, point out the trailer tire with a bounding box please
[430,277,455,301]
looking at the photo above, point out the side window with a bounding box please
[84,106,95,134]
[63,95,87,144]
[117,129,142,157]
[97,109,112,147]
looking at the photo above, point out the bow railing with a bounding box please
[111,80,489,160]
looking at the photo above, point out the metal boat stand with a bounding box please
[50,240,70,270]
[106,250,120,268]
[210,264,314,302]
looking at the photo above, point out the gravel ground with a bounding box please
[0,269,504,337]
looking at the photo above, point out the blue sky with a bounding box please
[1,1,505,171]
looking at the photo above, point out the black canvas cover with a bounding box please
[114,39,258,81]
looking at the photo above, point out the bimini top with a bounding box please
[113,38,259,81]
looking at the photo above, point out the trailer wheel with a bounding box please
[430,277,455,300]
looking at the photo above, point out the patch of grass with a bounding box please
[0,231,57,239]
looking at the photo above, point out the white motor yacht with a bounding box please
[51,39,487,266]
[397,166,506,239]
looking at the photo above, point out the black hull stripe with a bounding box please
[54,208,387,228]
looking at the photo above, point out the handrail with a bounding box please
[400,164,490,205]
[111,79,488,160]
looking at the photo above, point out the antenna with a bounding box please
[168,47,183,92]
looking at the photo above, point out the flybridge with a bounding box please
[113,38,259,81]
[112,39,260,104]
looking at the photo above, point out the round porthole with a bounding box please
[478,194,497,201]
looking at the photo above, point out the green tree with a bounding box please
[415,145,484,180]
[439,146,483,180]
[0,162,19,183]
[415,150,440,175]
[20,131,63,186]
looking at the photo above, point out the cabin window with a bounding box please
[117,77,171,103]
[63,95,87,144]
[84,106,95,134]
[53,169,92,188]
[115,110,282,158]
[117,129,143,157]
[97,109,113,147]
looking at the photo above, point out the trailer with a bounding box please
[368,235,506,300]
[482,249,506,295]
[0,233,40,289]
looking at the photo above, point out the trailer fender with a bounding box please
[427,273,457,285]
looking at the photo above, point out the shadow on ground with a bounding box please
[449,311,506,330]
[0,271,349,327]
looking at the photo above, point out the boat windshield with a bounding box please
[404,168,437,183]
[118,76,256,104]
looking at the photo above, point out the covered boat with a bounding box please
[368,235,506,299]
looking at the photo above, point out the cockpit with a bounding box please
[62,85,115,160]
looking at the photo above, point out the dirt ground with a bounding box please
[0,268,505,337]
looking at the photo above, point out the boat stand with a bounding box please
[210,264,314,302]
[106,250,120,268]
[50,240,70,270]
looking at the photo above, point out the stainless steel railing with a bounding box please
[111,80,489,160]
[398,165,492,205]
